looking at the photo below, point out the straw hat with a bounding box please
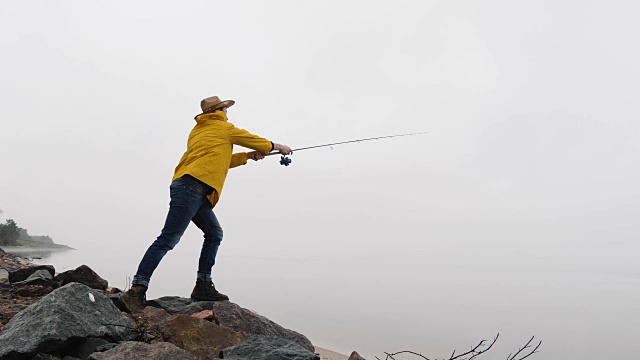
[199,96,235,114]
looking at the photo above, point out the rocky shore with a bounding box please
[0,247,365,360]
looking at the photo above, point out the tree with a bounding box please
[0,219,20,246]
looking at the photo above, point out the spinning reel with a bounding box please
[279,155,292,166]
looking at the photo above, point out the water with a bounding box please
[5,244,639,359]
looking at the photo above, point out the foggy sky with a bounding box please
[2,1,638,258]
[2,1,640,357]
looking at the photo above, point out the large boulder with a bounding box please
[8,265,55,283]
[0,282,132,360]
[151,313,246,359]
[221,335,320,360]
[147,296,314,352]
[13,269,53,286]
[88,341,195,360]
[54,265,108,290]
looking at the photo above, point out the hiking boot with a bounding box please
[120,285,147,313]
[190,280,229,301]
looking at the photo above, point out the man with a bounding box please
[121,96,291,311]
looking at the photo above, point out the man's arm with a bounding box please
[227,124,292,155]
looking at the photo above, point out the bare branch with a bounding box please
[384,351,430,360]
[449,333,499,360]
[511,340,542,360]
[378,333,541,360]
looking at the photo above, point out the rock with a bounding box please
[14,284,55,297]
[107,287,121,294]
[146,296,194,313]
[349,351,366,360]
[13,269,53,286]
[0,282,132,360]
[15,257,30,265]
[54,265,108,290]
[151,313,246,359]
[88,341,195,360]
[0,268,9,284]
[65,337,110,359]
[8,265,55,284]
[211,301,315,352]
[147,296,314,352]
[0,321,4,331]
[107,293,130,313]
[141,306,171,324]
[222,335,320,360]
[190,309,216,322]
[94,343,119,352]
[31,354,61,360]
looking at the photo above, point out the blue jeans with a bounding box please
[132,175,223,288]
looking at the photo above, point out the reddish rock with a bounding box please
[349,351,366,360]
[0,321,4,331]
[190,309,216,322]
[141,306,171,325]
[54,265,108,290]
[152,314,246,359]
[107,287,122,294]
[8,265,55,283]
[14,284,55,297]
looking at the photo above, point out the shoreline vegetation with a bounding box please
[0,213,73,249]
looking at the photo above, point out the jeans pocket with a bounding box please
[169,183,186,197]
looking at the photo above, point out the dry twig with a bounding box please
[375,334,541,360]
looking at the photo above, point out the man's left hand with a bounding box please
[247,151,265,161]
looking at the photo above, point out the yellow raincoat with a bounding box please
[172,111,273,207]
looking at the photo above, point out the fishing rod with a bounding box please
[265,131,428,166]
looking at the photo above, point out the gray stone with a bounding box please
[0,282,132,360]
[145,296,194,313]
[222,335,320,360]
[147,296,314,352]
[88,341,195,360]
[210,301,314,352]
[0,268,8,284]
[107,293,130,313]
[30,354,60,360]
[65,337,110,359]
[13,269,53,286]
[8,265,55,283]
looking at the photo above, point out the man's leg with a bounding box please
[190,203,229,300]
[192,203,223,282]
[132,177,208,288]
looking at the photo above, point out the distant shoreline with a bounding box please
[3,241,74,251]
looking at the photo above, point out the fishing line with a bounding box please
[264,131,428,166]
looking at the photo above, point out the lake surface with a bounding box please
[5,244,638,359]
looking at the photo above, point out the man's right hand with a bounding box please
[274,143,292,155]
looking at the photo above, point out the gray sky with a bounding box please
[2,1,640,357]
[2,0,638,255]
